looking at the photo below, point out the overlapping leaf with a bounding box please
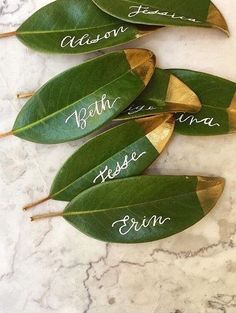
[24,114,174,209]
[92,0,229,34]
[167,69,236,136]
[32,175,225,243]
[5,49,155,144]
[13,0,157,54]
[117,68,201,120]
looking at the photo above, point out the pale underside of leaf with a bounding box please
[227,92,236,132]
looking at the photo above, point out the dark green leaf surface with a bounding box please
[117,68,201,120]
[12,49,155,144]
[60,175,225,243]
[167,69,236,136]
[92,0,229,34]
[49,115,174,201]
[16,0,157,54]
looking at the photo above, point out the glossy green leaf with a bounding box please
[25,115,174,209]
[8,49,155,144]
[167,69,236,136]
[33,175,225,243]
[13,0,157,54]
[92,0,229,34]
[117,68,201,120]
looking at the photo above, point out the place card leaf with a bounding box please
[0,49,155,144]
[0,0,158,54]
[167,69,236,136]
[92,0,229,35]
[117,68,201,120]
[24,114,175,210]
[31,175,225,243]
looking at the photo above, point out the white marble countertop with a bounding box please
[0,1,236,312]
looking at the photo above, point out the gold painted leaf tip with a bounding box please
[197,176,225,215]
[227,91,236,133]
[207,3,230,36]
[166,74,202,113]
[124,48,156,86]
[137,114,175,153]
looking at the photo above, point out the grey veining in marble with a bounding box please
[0,1,236,312]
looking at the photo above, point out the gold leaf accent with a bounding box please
[227,92,236,133]
[207,3,229,36]
[197,176,225,215]
[124,49,156,86]
[137,114,175,153]
[166,74,202,113]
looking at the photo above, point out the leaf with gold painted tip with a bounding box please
[167,69,236,136]
[92,0,229,35]
[24,114,174,210]
[117,68,201,120]
[0,49,155,144]
[0,0,158,54]
[31,175,225,243]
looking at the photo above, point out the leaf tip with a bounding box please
[197,176,225,215]
[207,3,230,36]
[137,114,175,153]
[166,74,202,113]
[124,48,156,86]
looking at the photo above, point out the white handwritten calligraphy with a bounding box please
[93,151,147,184]
[176,114,220,127]
[65,94,120,130]
[128,5,200,23]
[112,215,171,236]
[61,26,129,48]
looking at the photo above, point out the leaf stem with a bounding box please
[0,130,13,139]
[0,31,16,38]
[17,92,35,99]
[23,196,51,211]
[31,211,64,222]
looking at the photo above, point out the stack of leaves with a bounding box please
[0,0,232,244]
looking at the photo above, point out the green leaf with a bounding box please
[92,0,229,34]
[50,115,174,201]
[167,69,236,136]
[32,175,225,243]
[117,68,201,120]
[10,49,155,144]
[15,0,157,54]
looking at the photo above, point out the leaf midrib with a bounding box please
[13,54,147,134]
[63,183,221,217]
[52,136,146,198]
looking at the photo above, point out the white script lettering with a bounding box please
[93,151,147,184]
[112,215,171,236]
[176,114,220,127]
[128,5,200,23]
[61,26,129,48]
[124,104,157,115]
[65,94,121,130]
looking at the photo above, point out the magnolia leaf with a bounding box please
[24,114,174,210]
[32,175,225,243]
[117,68,201,120]
[167,69,236,136]
[0,49,155,144]
[0,0,158,54]
[92,0,229,35]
